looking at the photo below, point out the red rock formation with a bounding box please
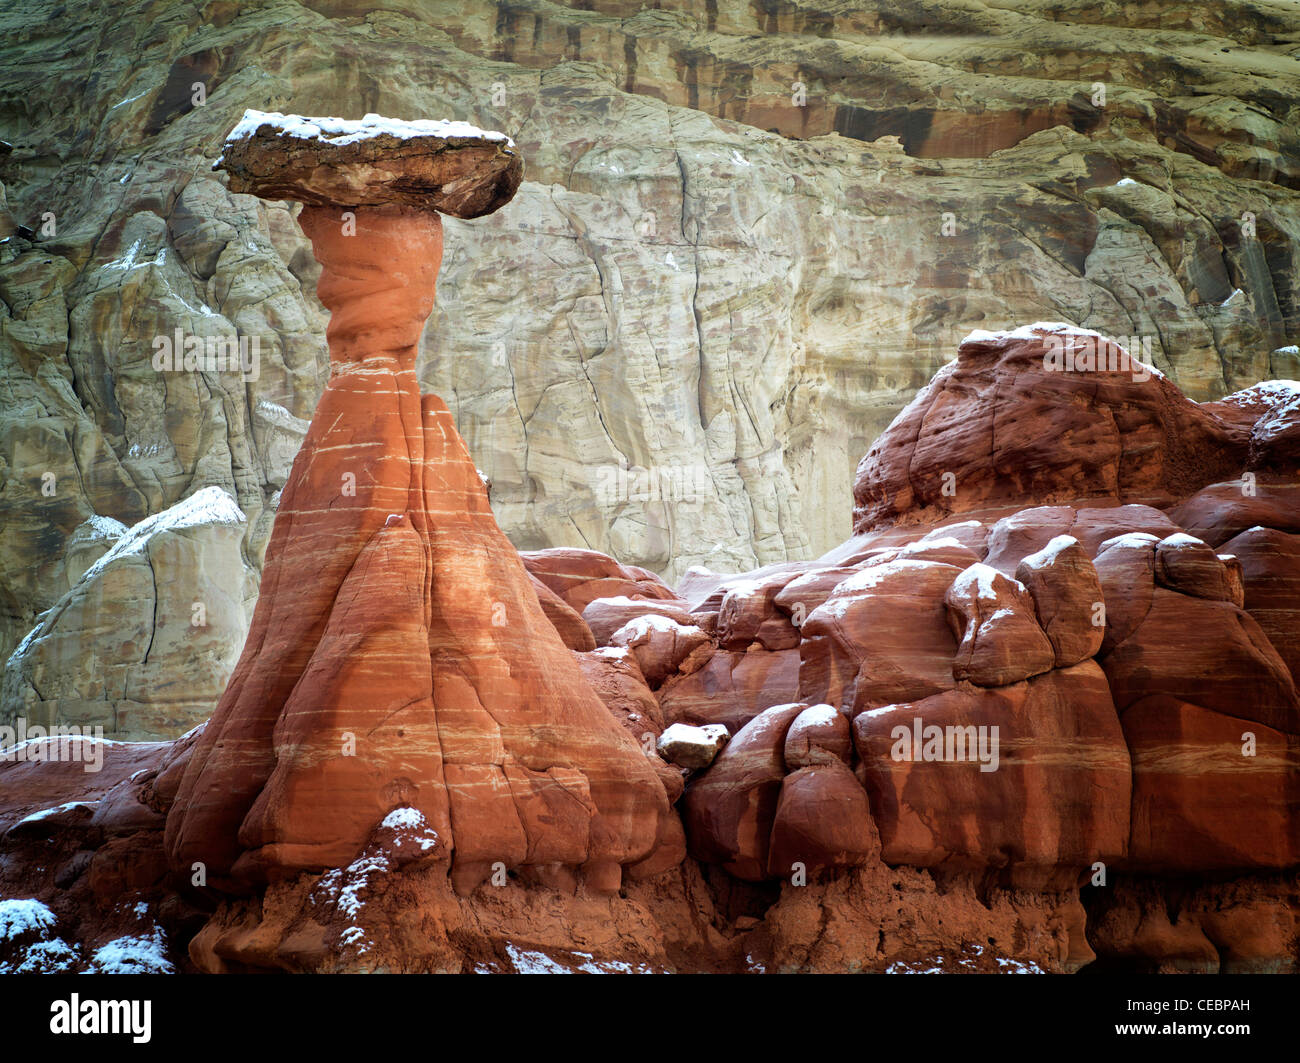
[4,319,1297,974]
[162,115,681,895]
[521,548,678,613]
[854,663,1131,888]
[852,324,1253,534]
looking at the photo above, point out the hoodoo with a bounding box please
[162,111,683,895]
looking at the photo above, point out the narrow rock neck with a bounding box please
[298,203,443,369]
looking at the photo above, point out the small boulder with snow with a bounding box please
[945,563,1056,686]
[609,614,711,686]
[657,723,730,770]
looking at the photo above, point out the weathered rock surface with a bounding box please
[3,316,1300,972]
[944,563,1057,687]
[5,0,1300,712]
[657,723,729,771]
[2,487,251,740]
[855,663,1131,888]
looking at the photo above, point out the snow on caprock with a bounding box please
[225,109,514,150]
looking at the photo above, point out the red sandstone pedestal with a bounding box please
[164,111,683,895]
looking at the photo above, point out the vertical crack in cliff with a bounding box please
[551,193,627,468]
[673,141,738,548]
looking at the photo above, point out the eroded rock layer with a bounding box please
[3,319,1297,974]
[4,0,1300,723]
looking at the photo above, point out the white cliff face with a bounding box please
[0,0,1298,716]
[2,489,252,741]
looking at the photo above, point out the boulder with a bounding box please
[1014,535,1105,666]
[681,703,805,881]
[716,573,801,651]
[1219,526,1300,684]
[799,560,962,713]
[944,563,1056,687]
[581,595,696,645]
[853,324,1249,534]
[1154,533,1239,603]
[657,646,800,733]
[783,704,852,768]
[1101,587,1300,734]
[609,614,711,687]
[522,549,679,614]
[529,574,597,652]
[656,723,730,770]
[766,761,879,879]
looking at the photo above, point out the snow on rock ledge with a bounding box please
[0,488,252,741]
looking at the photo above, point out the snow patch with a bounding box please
[86,930,173,974]
[81,514,129,540]
[0,898,57,942]
[950,563,1014,603]
[1020,534,1080,569]
[5,937,79,974]
[613,614,699,641]
[506,944,570,974]
[959,321,1104,347]
[14,801,97,827]
[904,536,964,552]
[76,486,245,586]
[1097,532,1160,552]
[794,704,840,727]
[832,559,941,596]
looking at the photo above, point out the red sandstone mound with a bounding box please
[850,323,1290,534]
